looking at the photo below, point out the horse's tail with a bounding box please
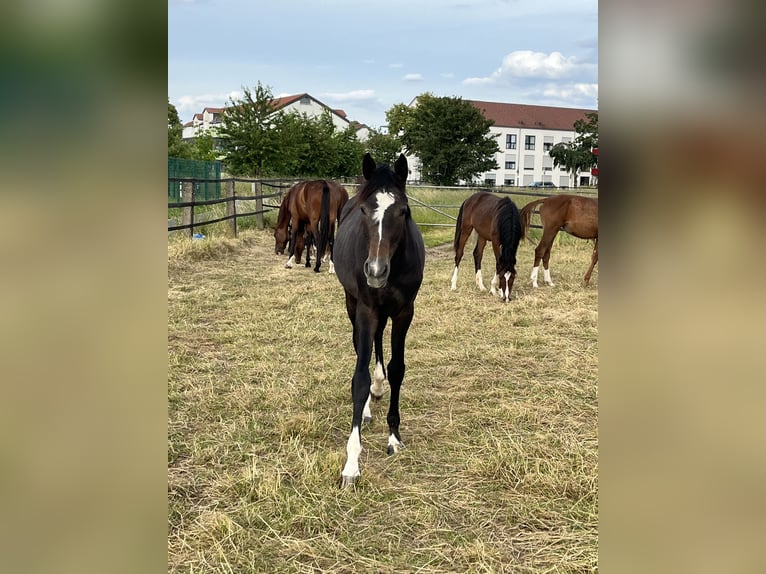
[316,181,332,261]
[452,200,466,254]
[518,198,547,241]
[497,198,522,273]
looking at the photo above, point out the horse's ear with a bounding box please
[362,153,376,180]
[394,154,408,182]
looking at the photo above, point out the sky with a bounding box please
[168,0,598,131]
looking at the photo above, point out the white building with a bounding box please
[182,93,369,142]
[406,100,596,187]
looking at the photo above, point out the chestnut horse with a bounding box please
[333,153,425,488]
[450,192,523,302]
[274,180,349,273]
[519,194,598,287]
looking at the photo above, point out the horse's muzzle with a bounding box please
[364,257,389,288]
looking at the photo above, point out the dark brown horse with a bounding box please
[519,194,598,287]
[333,153,425,488]
[450,192,523,302]
[273,180,349,273]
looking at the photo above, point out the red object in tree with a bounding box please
[591,167,599,176]
[592,147,598,156]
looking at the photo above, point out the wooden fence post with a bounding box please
[254,181,264,230]
[225,179,237,238]
[181,181,194,238]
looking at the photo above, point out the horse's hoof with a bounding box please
[363,415,372,425]
[340,473,359,488]
[387,441,405,455]
[313,268,321,273]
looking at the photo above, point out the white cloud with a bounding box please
[174,91,241,112]
[403,73,423,82]
[463,50,592,85]
[542,83,599,101]
[322,90,377,102]
[389,63,404,69]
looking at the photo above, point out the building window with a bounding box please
[543,166,552,172]
[505,161,516,170]
[524,135,535,150]
[523,154,535,170]
[504,179,515,186]
[506,134,517,150]
[483,177,496,186]
[543,142,553,152]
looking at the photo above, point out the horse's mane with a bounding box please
[353,165,407,206]
[495,197,521,269]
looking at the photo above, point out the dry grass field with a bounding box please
[168,225,598,573]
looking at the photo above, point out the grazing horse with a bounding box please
[519,194,598,287]
[273,180,349,273]
[450,191,523,302]
[333,153,425,488]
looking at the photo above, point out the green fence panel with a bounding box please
[168,157,222,203]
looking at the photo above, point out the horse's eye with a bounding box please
[360,205,369,216]
[400,206,409,217]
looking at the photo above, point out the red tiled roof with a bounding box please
[203,107,224,114]
[468,100,596,131]
[333,109,347,119]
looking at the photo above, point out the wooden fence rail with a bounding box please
[168,178,597,237]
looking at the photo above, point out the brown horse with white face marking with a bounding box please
[519,194,598,287]
[333,153,425,488]
[450,191,523,302]
[273,179,349,273]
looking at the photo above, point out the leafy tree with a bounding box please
[218,82,285,177]
[168,99,191,159]
[188,130,219,162]
[548,111,598,187]
[363,128,402,168]
[386,93,498,185]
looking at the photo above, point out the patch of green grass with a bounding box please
[169,227,598,573]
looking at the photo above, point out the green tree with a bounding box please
[218,82,284,177]
[548,111,598,187]
[386,93,498,185]
[168,99,191,159]
[188,129,219,162]
[363,128,402,167]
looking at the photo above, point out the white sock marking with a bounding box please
[388,433,404,453]
[328,260,335,274]
[475,269,486,291]
[490,273,498,295]
[450,266,459,290]
[342,426,362,480]
[371,362,386,396]
[285,255,295,268]
[363,395,372,421]
[544,268,554,286]
[503,271,512,301]
[531,265,539,288]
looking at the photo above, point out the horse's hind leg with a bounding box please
[473,236,487,291]
[385,304,414,455]
[451,224,472,291]
[583,238,598,286]
[363,319,388,424]
[531,227,558,287]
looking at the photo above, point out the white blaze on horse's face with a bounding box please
[372,191,396,252]
[364,191,398,287]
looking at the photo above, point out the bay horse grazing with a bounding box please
[450,191,523,302]
[333,153,425,488]
[273,180,349,273]
[519,194,598,287]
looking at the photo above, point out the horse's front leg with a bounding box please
[386,304,414,455]
[341,307,377,488]
[285,219,299,268]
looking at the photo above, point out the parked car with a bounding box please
[528,181,557,189]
